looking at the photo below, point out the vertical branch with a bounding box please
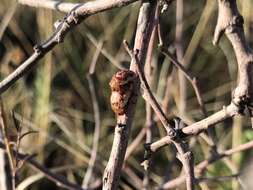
[143,4,158,188]
[0,100,15,190]
[0,125,8,190]
[124,42,195,190]
[175,0,186,115]
[130,0,158,71]
[174,143,195,190]
[213,0,253,124]
[102,1,157,190]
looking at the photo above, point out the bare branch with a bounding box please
[213,0,253,107]
[102,1,157,189]
[197,174,239,184]
[124,40,195,190]
[18,0,79,13]
[0,99,16,190]
[0,140,84,190]
[0,0,139,95]
[160,47,207,117]
[148,103,240,152]
[162,140,253,189]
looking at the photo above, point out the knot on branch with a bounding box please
[167,128,177,139]
[53,10,82,43]
[176,151,194,164]
[68,11,79,24]
[168,117,188,140]
[141,143,152,171]
[232,88,252,115]
[33,45,43,54]
[213,0,244,45]
[226,15,244,34]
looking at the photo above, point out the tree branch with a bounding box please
[18,0,79,13]
[124,40,195,190]
[213,0,253,108]
[147,102,240,152]
[0,142,85,190]
[162,140,253,189]
[0,0,139,95]
[102,1,157,189]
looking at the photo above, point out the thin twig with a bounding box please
[18,0,79,13]
[162,140,253,189]
[197,174,240,183]
[0,141,85,190]
[142,4,158,187]
[160,45,218,149]
[124,41,195,190]
[160,47,207,117]
[0,0,139,95]
[0,99,16,190]
[125,41,172,133]
[102,2,157,189]
[213,0,253,126]
[16,164,85,190]
[147,103,240,150]
[0,1,17,40]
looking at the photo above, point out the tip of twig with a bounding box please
[123,40,132,56]
[212,39,218,46]
[213,27,224,46]
[140,160,149,171]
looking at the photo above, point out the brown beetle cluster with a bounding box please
[109,70,137,116]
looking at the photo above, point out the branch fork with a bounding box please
[213,0,253,117]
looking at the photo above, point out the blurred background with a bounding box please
[0,0,253,189]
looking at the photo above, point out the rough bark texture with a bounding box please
[102,1,157,189]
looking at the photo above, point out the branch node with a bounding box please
[226,15,244,34]
[33,45,43,54]
[117,123,127,128]
[213,26,224,46]
[176,151,194,165]
[54,20,62,29]
[69,10,79,24]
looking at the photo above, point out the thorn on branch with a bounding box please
[232,90,252,115]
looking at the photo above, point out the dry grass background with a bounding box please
[0,0,253,189]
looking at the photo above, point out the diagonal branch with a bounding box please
[147,102,240,152]
[102,1,157,190]
[0,0,140,95]
[213,0,253,125]
[18,0,79,13]
[162,140,253,189]
[124,41,195,190]
[160,47,207,117]
[0,142,85,190]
